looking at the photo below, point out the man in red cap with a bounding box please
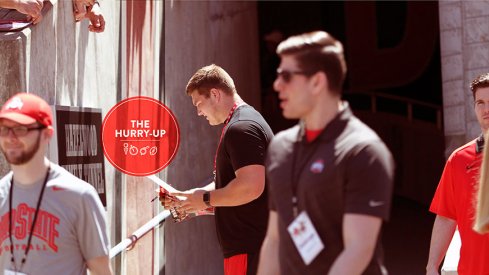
[0,93,112,274]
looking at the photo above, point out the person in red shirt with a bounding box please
[427,72,489,275]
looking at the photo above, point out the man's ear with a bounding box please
[43,126,54,139]
[310,71,328,95]
[210,88,221,102]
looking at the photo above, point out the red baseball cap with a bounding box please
[0,93,53,127]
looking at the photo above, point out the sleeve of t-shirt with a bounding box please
[429,156,457,220]
[76,185,110,260]
[225,121,269,171]
[344,141,395,220]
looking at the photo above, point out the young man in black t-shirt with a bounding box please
[258,31,394,275]
[161,64,273,275]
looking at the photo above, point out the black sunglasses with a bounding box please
[0,125,46,137]
[276,68,310,83]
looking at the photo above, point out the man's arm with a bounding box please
[87,255,113,275]
[85,2,104,33]
[328,213,382,275]
[426,215,457,275]
[174,164,265,212]
[257,211,280,275]
[0,0,43,23]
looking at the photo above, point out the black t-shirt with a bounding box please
[215,105,274,257]
[266,103,394,275]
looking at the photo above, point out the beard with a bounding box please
[1,134,41,165]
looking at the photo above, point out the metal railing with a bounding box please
[109,210,170,258]
[109,175,173,259]
[344,91,443,129]
[109,175,213,259]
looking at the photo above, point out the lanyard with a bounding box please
[290,130,322,217]
[213,101,244,182]
[9,166,51,272]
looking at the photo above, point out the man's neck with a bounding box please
[304,96,342,130]
[11,157,50,185]
[219,94,244,124]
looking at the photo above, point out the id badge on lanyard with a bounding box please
[287,211,324,265]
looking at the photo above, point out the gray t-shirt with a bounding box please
[0,163,110,275]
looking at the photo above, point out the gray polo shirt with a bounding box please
[266,103,394,275]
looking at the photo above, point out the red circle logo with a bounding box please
[102,96,180,176]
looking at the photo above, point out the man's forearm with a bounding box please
[0,0,18,9]
[258,211,280,275]
[426,215,457,273]
[209,176,262,206]
[257,236,280,275]
[328,245,373,275]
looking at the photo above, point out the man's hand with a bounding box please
[1,0,43,24]
[158,187,180,208]
[72,0,105,33]
[171,189,207,213]
[86,2,104,33]
[72,0,90,21]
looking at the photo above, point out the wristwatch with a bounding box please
[203,191,212,207]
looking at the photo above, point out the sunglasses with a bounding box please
[276,68,311,83]
[0,125,46,137]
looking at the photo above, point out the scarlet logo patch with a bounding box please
[310,159,325,174]
[52,186,64,191]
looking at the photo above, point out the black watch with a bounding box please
[203,191,212,207]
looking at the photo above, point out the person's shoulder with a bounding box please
[341,116,387,150]
[270,124,299,147]
[348,116,381,140]
[447,139,477,161]
[48,163,97,195]
[332,116,392,164]
[452,139,476,154]
[228,107,273,134]
[232,105,267,124]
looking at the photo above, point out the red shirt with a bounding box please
[430,139,489,275]
[305,128,324,142]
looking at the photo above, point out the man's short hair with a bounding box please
[276,31,347,94]
[186,64,236,97]
[471,73,489,99]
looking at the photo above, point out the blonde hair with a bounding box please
[475,133,489,233]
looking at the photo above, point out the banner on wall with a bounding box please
[48,106,107,206]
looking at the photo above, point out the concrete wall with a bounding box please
[439,0,489,156]
[163,1,261,274]
[0,0,120,269]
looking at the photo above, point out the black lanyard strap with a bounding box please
[9,166,51,272]
[290,133,322,217]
